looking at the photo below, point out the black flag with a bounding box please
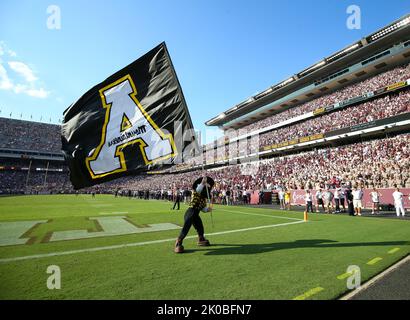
[61,42,196,189]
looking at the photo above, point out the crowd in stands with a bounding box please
[1,132,409,203]
[145,133,409,192]
[196,87,410,162]
[259,89,410,148]
[238,63,410,134]
[1,63,409,203]
[1,64,409,167]
[0,118,61,152]
[0,170,71,194]
[255,133,410,191]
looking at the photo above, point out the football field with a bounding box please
[0,195,409,300]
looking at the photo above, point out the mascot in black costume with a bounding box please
[174,175,214,253]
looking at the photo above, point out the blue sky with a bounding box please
[0,0,408,142]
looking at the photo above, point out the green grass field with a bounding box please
[0,194,409,300]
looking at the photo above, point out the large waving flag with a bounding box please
[61,42,196,189]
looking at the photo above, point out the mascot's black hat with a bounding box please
[192,176,215,198]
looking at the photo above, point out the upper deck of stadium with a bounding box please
[205,14,410,130]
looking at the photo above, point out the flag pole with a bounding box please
[205,179,214,230]
[202,157,214,230]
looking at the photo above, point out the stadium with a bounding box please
[1,7,410,304]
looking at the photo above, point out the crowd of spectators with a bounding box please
[254,133,410,191]
[258,89,410,148]
[164,133,409,191]
[1,134,408,199]
[237,63,410,134]
[0,118,61,152]
[84,133,410,196]
[70,133,408,205]
[0,170,71,194]
[1,63,409,198]
[194,88,410,162]
[1,63,408,164]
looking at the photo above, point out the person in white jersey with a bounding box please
[392,188,406,217]
[334,188,341,213]
[278,189,285,210]
[370,188,381,215]
[352,186,363,216]
[315,188,325,213]
[305,190,314,213]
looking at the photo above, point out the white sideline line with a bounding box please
[217,208,303,221]
[0,220,305,263]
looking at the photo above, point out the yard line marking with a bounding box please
[337,269,359,280]
[367,257,383,265]
[217,208,303,221]
[99,212,128,215]
[0,220,304,263]
[293,287,324,300]
[98,211,177,215]
[337,272,353,280]
[388,248,400,254]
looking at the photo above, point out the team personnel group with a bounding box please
[296,186,408,217]
[167,185,409,217]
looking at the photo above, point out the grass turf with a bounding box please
[0,194,409,300]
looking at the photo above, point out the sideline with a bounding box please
[339,254,410,300]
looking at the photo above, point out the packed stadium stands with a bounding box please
[259,89,410,148]
[0,117,61,152]
[83,133,410,193]
[240,63,410,134]
[1,119,408,198]
[1,20,410,206]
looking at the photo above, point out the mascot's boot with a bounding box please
[197,236,211,247]
[174,239,184,253]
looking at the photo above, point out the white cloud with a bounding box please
[10,83,50,99]
[13,83,26,94]
[0,64,13,90]
[0,42,49,99]
[0,41,17,58]
[25,88,49,98]
[8,61,37,82]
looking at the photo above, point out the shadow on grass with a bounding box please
[192,239,410,255]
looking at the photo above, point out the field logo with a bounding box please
[0,217,181,246]
[346,5,361,30]
[47,265,61,290]
[46,5,61,30]
[346,265,361,289]
[86,74,177,179]
[0,220,47,247]
[49,216,180,242]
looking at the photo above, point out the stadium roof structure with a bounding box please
[206,14,410,130]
